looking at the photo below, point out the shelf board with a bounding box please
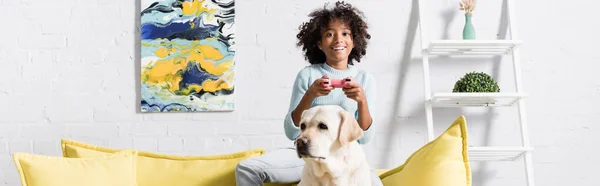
[431,92,526,107]
[468,146,533,161]
[427,40,522,56]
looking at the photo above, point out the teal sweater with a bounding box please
[284,63,377,144]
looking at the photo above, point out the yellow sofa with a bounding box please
[59,139,387,186]
[12,115,472,186]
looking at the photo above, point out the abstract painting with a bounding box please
[140,0,235,112]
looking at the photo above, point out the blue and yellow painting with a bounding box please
[140,0,235,112]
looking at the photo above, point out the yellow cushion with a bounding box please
[379,115,472,186]
[13,150,137,186]
[376,169,390,175]
[61,139,265,186]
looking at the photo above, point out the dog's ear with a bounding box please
[298,109,311,127]
[338,110,364,146]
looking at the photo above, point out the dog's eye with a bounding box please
[318,123,328,130]
[300,123,306,130]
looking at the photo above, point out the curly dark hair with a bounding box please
[296,1,371,65]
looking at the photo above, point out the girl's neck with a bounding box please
[325,60,349,70]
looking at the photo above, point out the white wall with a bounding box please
[0,0,598,185]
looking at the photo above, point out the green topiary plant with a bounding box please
[452,72,500,92]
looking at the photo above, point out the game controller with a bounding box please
[321,77,354,88]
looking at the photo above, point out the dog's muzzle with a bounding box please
[295,137,310,158]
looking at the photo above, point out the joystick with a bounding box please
[321,77,353,88]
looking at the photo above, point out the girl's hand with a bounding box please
[307,75,334,98]
[342,79,366,103]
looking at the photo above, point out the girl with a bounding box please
[236,1,382,185]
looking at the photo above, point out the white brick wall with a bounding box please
[0,0,598,185]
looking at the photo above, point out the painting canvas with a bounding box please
[140,0,235,112]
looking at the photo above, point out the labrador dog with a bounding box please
[295,105,371,186]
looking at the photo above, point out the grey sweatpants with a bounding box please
[235,147,383,186]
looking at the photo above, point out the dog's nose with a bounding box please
[295,137,310,158]
[296,137,309,146]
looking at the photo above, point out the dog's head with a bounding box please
[295,105,364,160]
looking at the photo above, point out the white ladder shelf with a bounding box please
[416,0,535,185]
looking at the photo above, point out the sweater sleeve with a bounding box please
[283,69,310,141]
[356,73,377,144]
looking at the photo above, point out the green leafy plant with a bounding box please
[452,72,500,92]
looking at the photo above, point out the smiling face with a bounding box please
[295,105,363,160]
[317,19,354,66]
